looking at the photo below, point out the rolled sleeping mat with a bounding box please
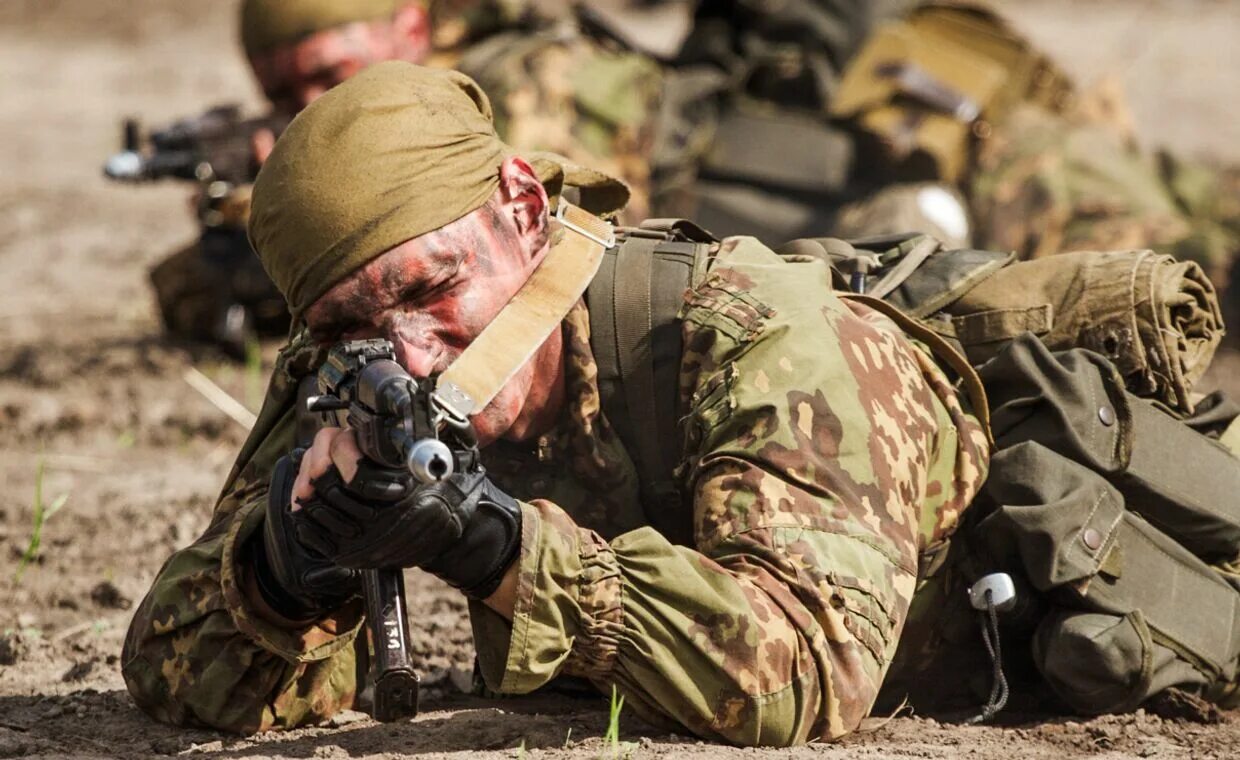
[946,249,1223,413]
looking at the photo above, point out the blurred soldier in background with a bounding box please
[114,0,1239,355]
[108,0,661,356]
[245,0,660,208]
[650,0,1240,325]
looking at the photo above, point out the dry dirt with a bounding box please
[1,1,1239,759]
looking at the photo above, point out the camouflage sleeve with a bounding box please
[121,459,365,733]
[470,238,989,745]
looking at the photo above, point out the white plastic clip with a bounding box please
[969,573,1017,613]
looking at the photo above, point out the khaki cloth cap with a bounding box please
[248,61,627,322]
[240,0,418,56]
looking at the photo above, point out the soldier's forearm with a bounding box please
[482,555,520,619]
[469,498,886,746]
[123,496,365,733]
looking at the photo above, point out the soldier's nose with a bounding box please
[390,335,438,379]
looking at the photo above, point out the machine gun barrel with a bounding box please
[103,146,205,182]
[102,106,291,186]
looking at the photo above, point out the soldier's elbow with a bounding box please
[122,651,192,729]
[707,669,876,747]
[122,649,265,734]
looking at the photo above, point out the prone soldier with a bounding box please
[123,62,1240,744]
[106,0,662,355]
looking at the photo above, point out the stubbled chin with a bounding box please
[472,358,549,448]
[470,388,526,449]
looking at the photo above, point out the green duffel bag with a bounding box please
[969,335,1240,714]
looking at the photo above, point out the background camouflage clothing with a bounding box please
[123,235,989,744]
[969,100,1240,285]
[652,1,1240,307]
[449,25,663,223]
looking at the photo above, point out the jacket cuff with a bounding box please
[470,499,624,694]
[220,497,363,662]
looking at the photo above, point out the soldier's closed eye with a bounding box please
[396,263,462,306]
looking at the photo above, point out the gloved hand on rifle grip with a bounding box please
[250,449,361,621]
[293,459,522,601]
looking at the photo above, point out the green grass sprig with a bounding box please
[244,337,264,413]
[602,684,636,759]
[14,458,69,582]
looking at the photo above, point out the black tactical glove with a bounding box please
[250,450,361,621]
[293,462,522,600]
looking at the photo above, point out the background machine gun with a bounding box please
[304,339,479,722]
[104,105,288,189]
[102,105,293,356]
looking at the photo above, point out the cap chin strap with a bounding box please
[433,201,615,420]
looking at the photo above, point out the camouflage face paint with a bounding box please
[305,195,561,447]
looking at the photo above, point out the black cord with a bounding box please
[965,589,1010,724]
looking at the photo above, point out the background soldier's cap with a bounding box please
[240,0,532,57]
[248,61,628,323]
[240,0,421,56]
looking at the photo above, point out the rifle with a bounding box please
[105,106,293,354]
[103,105,290,188]
[302,339,479,722]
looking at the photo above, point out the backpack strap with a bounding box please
[587,223,714,544]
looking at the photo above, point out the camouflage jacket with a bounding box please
[122,236,990,744]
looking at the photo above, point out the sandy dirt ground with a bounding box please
[1,1,1239,758]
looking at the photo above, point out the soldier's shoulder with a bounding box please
[704,235,835,303]
[454,22,662,107]
[680,235,852,361]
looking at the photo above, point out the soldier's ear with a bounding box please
[390,2,431,62]
[498,156,549,255]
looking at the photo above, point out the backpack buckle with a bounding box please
[556,202,616,249]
